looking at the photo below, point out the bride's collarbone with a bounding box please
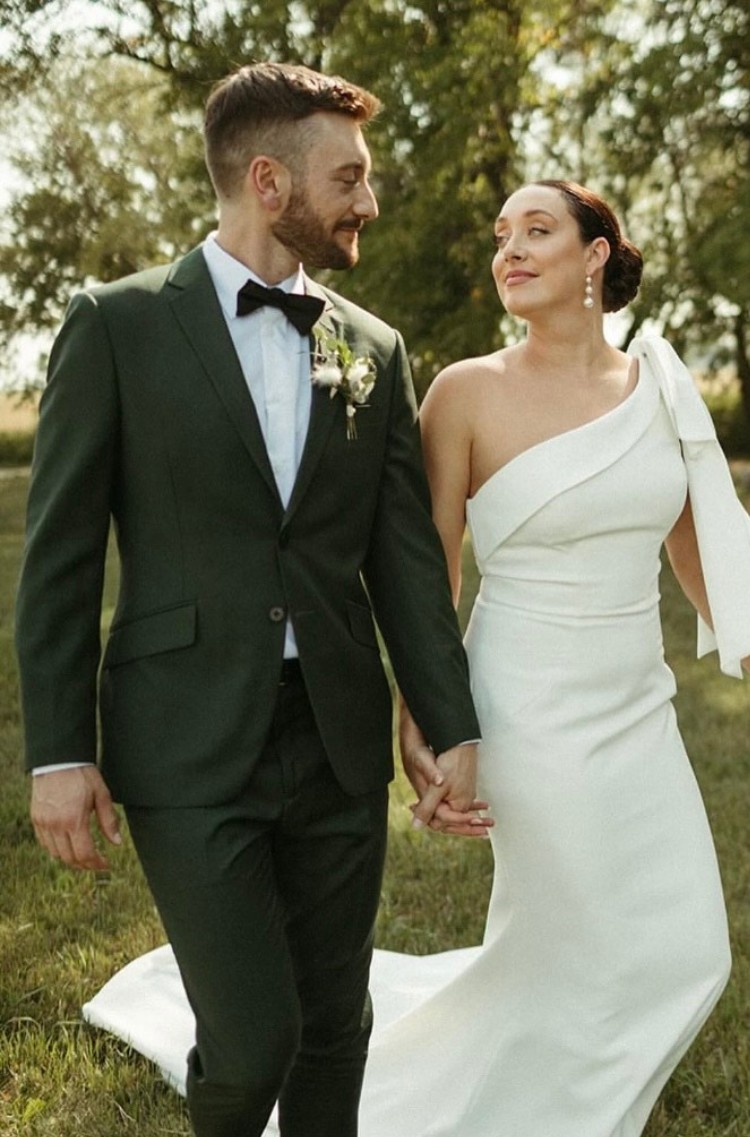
[467,377,634,491]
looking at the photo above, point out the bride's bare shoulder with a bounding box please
[422,348,515,413]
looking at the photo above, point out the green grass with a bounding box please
[0,432,35,468]
[1,471,749,1135]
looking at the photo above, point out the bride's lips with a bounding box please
[504,271,537,286]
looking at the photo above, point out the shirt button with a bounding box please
[269,606,286,623]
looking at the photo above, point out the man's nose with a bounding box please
[354,180,379,221]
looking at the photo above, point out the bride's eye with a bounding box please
[493,233,508,248]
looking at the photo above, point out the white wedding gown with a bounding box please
[84,337,750,1136]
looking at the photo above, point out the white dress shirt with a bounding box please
[35,235,312,775]
[202,233,310,662]
[202,232,312,513]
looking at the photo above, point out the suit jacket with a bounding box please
[15,246,479,805]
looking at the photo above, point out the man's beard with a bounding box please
[271,187,360,270]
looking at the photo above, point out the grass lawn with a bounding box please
[1,469,748,1135]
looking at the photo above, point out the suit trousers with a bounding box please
[125,665,389,1137]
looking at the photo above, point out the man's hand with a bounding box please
[411,741,476,826]
[410,742,493,838]
[30,766,122,871]
[400,706,491,838]
[401,729,444,803]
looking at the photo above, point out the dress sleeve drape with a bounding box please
[629,334,750,678]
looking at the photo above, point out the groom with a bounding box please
[15,62,480,1137]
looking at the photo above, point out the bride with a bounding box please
[85,180,750,1136]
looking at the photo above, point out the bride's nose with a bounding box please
[504,238,526,261]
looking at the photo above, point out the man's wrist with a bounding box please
[31,761,95,776]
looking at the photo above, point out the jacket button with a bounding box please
[269,606,286,623]
[278,530,289,548]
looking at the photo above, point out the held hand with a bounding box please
[399,707,444,800]
[400,708,492,837]
[411,797,494,839]
[436,741,479,811]
[30,766,122,872]
[402,739,445,801]
[411,742,480,829]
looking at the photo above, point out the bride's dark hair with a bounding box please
[533,180,643,313]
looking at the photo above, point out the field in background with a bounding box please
[0,395,38,434]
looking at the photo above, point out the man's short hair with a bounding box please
[204,61,381,199]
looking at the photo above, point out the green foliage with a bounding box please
[0,0,625,391]
[702,385,750,458]
[0,0,748,401]
[0,432,34,467]
[324,1,531,389]
[561,0,750,371]
[0,53,210,347]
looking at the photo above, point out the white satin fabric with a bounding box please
[84,337,747,1135]
[627,335,750,675]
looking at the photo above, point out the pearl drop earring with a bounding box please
[583,275,594,309]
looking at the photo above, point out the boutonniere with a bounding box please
[311,325,377,440]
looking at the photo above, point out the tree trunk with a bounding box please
[734,311,750,452]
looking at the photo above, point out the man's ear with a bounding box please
[246,155,292,213]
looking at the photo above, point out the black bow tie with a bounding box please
[236,279,325,335]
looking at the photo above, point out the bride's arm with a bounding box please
[665,495,750,674]
[664,496,711,623]
[419,366,474,605]
[400,368,493,836]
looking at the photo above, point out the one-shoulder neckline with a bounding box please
[468,365,645,506]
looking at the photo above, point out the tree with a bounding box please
[0,53,209,376]
[0,0,630,394]
[544,0,750,436]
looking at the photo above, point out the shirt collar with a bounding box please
[202,232,306,321]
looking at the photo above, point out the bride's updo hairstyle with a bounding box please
[534,180,643,313]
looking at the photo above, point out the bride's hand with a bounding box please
[411,797,494,839]
[400,703,493,837]
[411,740,478,825]
[411,742,494,836]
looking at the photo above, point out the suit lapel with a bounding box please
[284,277,342,524]
[166,253,345,522]
[166,248,281,506]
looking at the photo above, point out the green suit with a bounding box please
[16,247,480,1136]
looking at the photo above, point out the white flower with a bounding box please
[313,362,344,388]
[348,359,373,385]
[345,360,375,404]
[311,326,377,440]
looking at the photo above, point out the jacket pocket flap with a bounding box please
[346,600,378,648]
[104,603,197,668]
